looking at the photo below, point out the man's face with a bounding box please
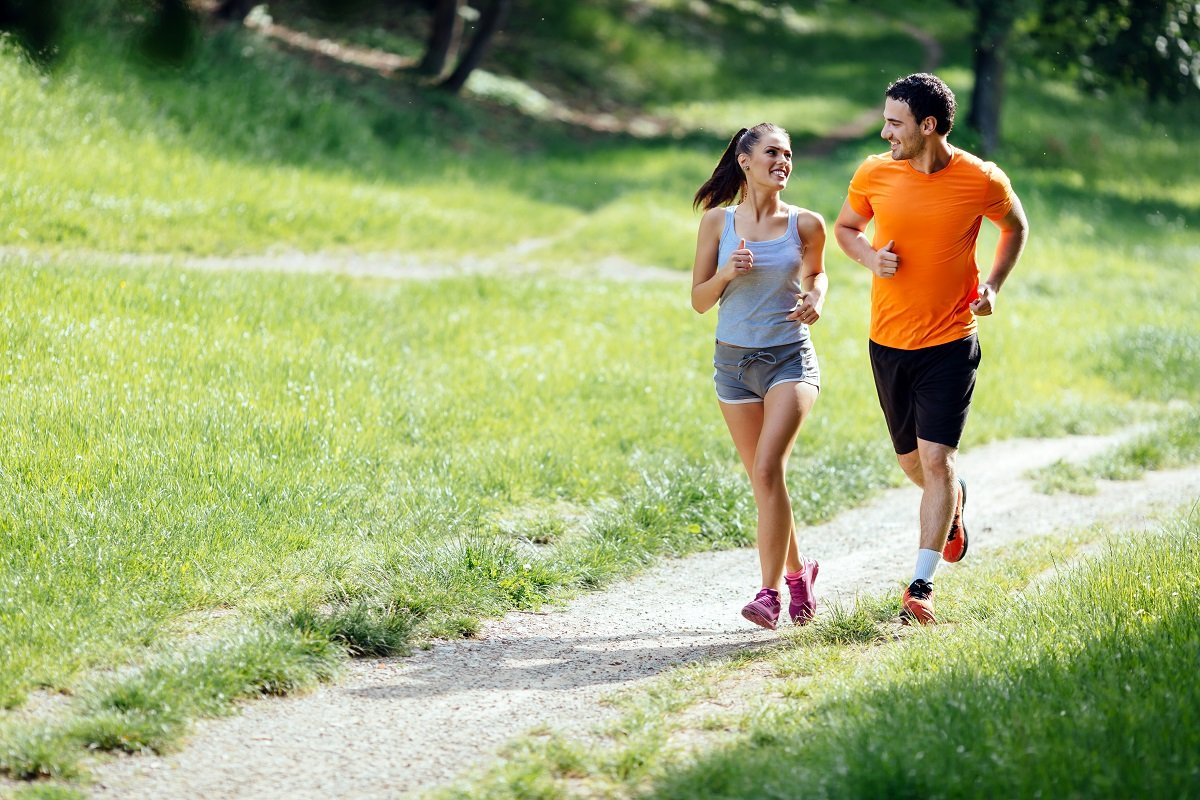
[881,97,926,161]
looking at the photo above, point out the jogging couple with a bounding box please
[690,73,1029,628]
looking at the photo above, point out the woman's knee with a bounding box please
[751,458,787,489]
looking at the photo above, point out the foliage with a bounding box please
[1032,0,1200,100]
[0,0,62,64]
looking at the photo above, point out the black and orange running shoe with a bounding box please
[900,579,937,625]
[942,478,969,563]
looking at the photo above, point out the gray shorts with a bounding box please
[713,339,821,404]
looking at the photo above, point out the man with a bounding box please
[834,73,1029,625]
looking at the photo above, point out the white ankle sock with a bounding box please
[913,549,941,584]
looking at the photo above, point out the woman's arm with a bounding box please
[691,208,742,313]
[787,209,827,325]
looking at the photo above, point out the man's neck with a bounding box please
[909,138,955,174]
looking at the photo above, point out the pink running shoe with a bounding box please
[784,558,819,625]
[741,588,781,630]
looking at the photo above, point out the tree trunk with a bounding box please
[966,1,1011,155]
[968,42,1005,156]
[418,0,464,77]
[214,0,255,22]
[440,0,510,94]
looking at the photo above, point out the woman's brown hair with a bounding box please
[692,123,788,211]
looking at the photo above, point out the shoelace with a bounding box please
[907,580,933,600]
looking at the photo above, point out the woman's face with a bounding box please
[740,132,792,190]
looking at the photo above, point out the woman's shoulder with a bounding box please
[698,204,733,232]
[786,205,826,235]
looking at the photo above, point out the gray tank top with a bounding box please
[715,206,810,347]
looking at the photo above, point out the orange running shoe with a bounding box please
[900,579,937,625]
[942,478,969,563]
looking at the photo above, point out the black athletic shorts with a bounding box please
[869,334,981,454]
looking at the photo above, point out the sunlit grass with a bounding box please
[1032,406,1200,494]
[0,256,900,713]
[438,512,1200,800]
[644,510,1200,800]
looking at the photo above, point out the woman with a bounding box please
[691,123,826,630]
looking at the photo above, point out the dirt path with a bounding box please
[87,434,1200,799]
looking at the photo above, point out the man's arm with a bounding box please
[834,201,898,278]
[971,194,1029,316]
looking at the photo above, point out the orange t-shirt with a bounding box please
[847,149,1014,350]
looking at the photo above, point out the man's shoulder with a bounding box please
[953,147,1010,181]
[856,152,895,173]
[851,153,902,189]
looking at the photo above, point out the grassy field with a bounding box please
[0,0,1198,791]
[436,506,1200,800]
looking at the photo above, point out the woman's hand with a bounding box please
[787,289,823,325]
[720,238,753,281]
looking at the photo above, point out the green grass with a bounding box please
[0,0,930,262]
[5,787,86,800]
[1032,406,1200,494]
[0,257,898,732]
[645,511,1200,800]
[0,615,343,780]
[436,510,1200,800]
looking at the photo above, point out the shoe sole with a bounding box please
[943,478,969,563]
[899,606,937,625]
[741,607,778,630]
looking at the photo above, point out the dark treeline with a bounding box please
[1,0,1197,150]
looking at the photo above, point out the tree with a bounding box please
[214,0,256,22]
[0,0,63,64]
[206,0,506,94]
[959,0,1035,155]
[959,0,1199,153]
[140,0,200,66]
[439,0,510,93]
[1033,0,1200,101]
[417,0,464,77]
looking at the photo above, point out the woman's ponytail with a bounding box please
[693,128,747,211]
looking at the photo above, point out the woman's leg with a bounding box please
[720,381,818,588]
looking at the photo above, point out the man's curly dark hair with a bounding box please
[886,73,956,135]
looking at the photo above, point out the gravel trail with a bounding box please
[88,434,1200,799]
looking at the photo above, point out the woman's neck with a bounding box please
[739,186,785,220]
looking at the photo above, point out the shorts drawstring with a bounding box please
[736,351,777,382]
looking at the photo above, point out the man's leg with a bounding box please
[915,439,957,553]
[896,449,924,488]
